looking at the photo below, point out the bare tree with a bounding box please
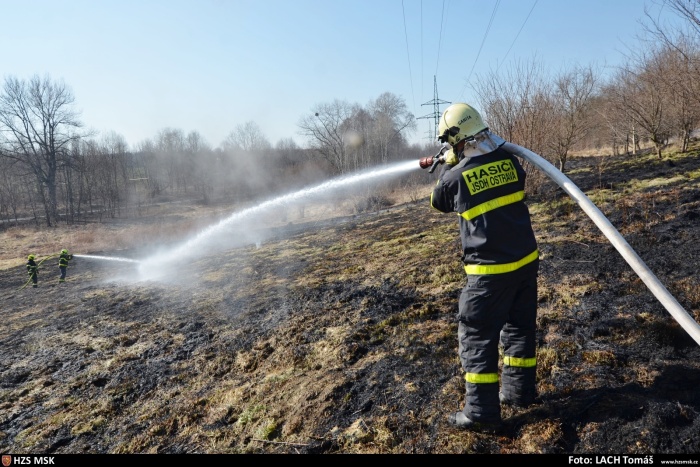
[297,99,355,173]
[224,121,272,152]
[185,131,214,203]
[135,139,165,199]
[548,65,599,171]
[473,58,554,156]
[0,157,24,223]
[645,1,700,64]
[641,4,700,151]
[473,58,557,194]
[592,93,633,156]
[0,74,84,226]
[367,92,416,164]
[275,137,305,172]
[664,0,700,29]
[645,0,700,44]
[345,105,373,171]
[473,64,523,142]
[98,132,130,217]
[298,94,415,174]
[606,47,672,159]
[154,128,187,193]
[660,42,700,151]
[76,139,102,217]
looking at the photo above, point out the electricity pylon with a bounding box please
[417,75,451,142]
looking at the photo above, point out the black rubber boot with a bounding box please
[499,392,536,409]
[447,412,501,432]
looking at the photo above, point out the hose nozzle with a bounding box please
[419,144,450,173]
[419,156,437,169]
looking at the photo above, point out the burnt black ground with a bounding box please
[0,149,699,455]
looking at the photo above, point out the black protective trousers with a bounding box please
[457,262,538,423]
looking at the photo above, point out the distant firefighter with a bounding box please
[58,249,73,283]
[26,255,39,288]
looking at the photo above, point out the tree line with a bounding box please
[0,82,421,227]
[1,0,699,227]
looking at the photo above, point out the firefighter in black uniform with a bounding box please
[429,103,539,431]
[26,254,39,288]
[58,249,73,283]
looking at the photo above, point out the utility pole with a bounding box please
[418,75,451,143]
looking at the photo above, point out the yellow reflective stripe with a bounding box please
[503,356,537,368]
[465,249,539,275]
[465,373,499,384]
[460,191,525,221]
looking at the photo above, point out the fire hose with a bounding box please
[420,143,700,347]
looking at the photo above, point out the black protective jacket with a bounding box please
[430,144,538,276]
[27,259,38,276]
[59,253,73,268]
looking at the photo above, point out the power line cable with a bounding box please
[434,0,447,77]
[497,0,538,72]
[457,0,501,101]
[402,0,416,109]
[414,0,450,141]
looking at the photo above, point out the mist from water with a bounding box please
[70,160,421,282]
[73,254,140,263]
[130,160,420,281]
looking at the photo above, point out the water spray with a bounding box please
[137,159,419,279]
[22,161,418,284]
[419,144,700,347]
[72,254,140,264]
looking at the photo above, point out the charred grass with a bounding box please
[1,147,700,454]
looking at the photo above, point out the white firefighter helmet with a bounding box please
[437,103,488,146]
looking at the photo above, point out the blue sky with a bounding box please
[2,0,681,149]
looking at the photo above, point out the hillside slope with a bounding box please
[1,148,699,454]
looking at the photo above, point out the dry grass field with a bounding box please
[1,146,699,454]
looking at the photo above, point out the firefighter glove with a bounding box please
[444,148,459,166]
